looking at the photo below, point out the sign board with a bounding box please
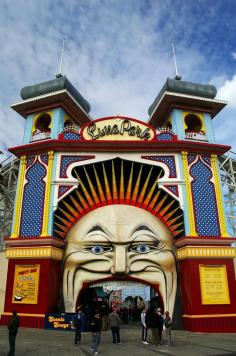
[81,117,155,141]
[45,313,74,331]
[199,265,230,305]
[12,264,40,304]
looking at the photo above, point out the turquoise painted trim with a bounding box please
[51,108,65,139]
[48,152,58,235]
[177,152,190,236]
[23,114,34,144]
[203,113,215,143]
[171,109,185,140]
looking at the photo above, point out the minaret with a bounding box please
[148,77,236,332]
[1,76,91,327]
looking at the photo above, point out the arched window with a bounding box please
[184,114,202,133]
[35,112,51,133]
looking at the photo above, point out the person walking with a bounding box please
[7,310,20,356]
[140,308,149,345]
[157,308,164,345]
[90,310,102,355]
[108,307,121,344]
[73,306,85,344]
[164,311,173,346]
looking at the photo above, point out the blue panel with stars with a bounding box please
[60,155,95,178]
[156,133,174,141]
[190,159,220,236]
[20,160,46,237]
[63,132,81,140]
[142,155,177,178]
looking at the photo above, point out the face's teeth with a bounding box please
[63,265,76,312]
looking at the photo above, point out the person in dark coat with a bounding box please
[73,306,85,344]
[7,310,20,356]
[146,308,163,345]
[90,310,102,355]
[157,308,164,344]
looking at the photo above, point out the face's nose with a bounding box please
[111,245,129,275]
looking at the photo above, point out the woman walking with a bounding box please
[140,308,149,345]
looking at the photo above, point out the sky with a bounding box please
[0,0,236,161]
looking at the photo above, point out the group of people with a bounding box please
[6,306,172,356]
[141,308,172,346]
[73,305,173,354]
[73,306,122,355]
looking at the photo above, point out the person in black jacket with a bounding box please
[90,311,102,355]
[146,308,163,345]
[7,310,20,356]
[73,306,85,344]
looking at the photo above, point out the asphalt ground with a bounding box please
[0,325,236,356]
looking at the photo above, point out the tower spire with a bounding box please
[56,37,66,78]
[171,42,182,80]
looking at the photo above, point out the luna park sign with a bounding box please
[81,117,155,141]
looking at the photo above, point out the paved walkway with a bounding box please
[1,325,236,356]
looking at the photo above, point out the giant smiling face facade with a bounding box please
[63,204,177,316]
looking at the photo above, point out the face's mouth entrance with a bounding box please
[76,278,163,314]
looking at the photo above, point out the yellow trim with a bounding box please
[32,111,53,134]
[183,313,236,318]
[177,246,236,260]
[11,156,27,238]
[3,312,45,317]
[182,111,206,133]
[41,151,54,236]
[181,151,197,235]
[64,114,74,124]
[6,246,63,260]
[211,155,230,237]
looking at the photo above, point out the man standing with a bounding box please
[90,311,102,355]
[7,310,20,356]
[108,307,121,344]
[73,306,85,344]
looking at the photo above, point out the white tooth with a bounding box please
[63,266,76,312]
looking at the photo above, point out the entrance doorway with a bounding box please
[78,280,162,327]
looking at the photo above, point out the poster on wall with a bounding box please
[199,265,230,305]
[12,264,40,304]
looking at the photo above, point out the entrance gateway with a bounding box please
[1,75,236,332]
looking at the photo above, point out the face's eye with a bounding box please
[129,244,155,254]
[85,245,113,255]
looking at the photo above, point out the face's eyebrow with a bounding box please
[87,225,107,235]
[132,225,155,235]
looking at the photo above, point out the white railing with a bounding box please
[30,131,51,142]
[156,127,175,134]
[62,124,80,133]
[185,132,208,141]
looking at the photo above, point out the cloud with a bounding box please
[0,0,236,159]
[231,52,236,60]
[217,75,236,108]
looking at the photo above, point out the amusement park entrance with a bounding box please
[78,280,161,324]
